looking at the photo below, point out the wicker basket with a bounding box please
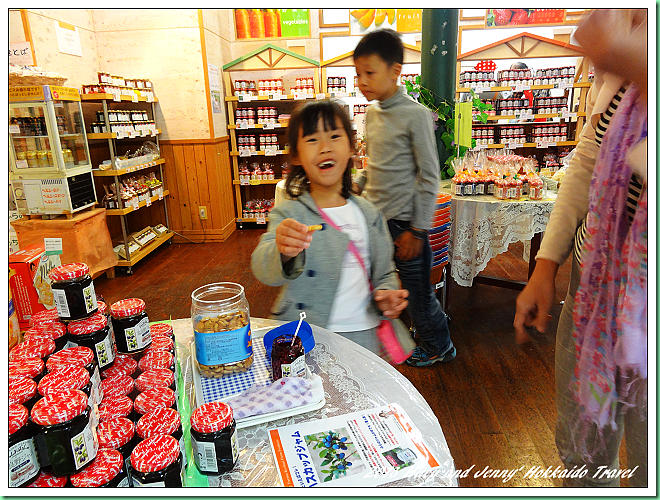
[9,74,68,87]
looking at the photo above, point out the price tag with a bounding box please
[315,93,325,100]
[558,82,568,90]
[113,94,121,102]
[239,95,251,102]
[514,84,524,92]
[240,177,249,186]
[265,148,277,156]
[151,130,157,137]
[145,195,152,207]
[131,94,138,103]
[146,95,153,103]
[294,93,306,100]
[44,238,63,256]
[256,216,266,225]
[239,150,250,157]
[116,131,126,139]
[236,122,248,130]
[567,112,577,118]
[536,142,548,148]
[263,123,275,130]
[474,87,484,94]
[9,125,20,134]
[249,179,261,185]
[128,130,135,138]
[15,159,28,169]
[522,85,531,91]
[159,188,163,200]
[548,142,558,147]
[510,143,519,149]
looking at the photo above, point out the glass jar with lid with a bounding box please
[9,403,41,487]
[191,283,253,379]
[129,434,183,487]
[190,401,238,475]
[66,312,115,371]
[48,263,98,322]
[110,299,152,357]
[69,448,129,487]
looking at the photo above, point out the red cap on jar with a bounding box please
[97,300,108,315]
[22,331,51,343]
[190,401,234,434]
[70,449,123,487]
[100,374,134,400]
[31,389,88,426]
[146,335,174,352]
[9,404,29,435]
[98,396,133,422]
[136,407,181,439]
[9,358,45,380]
[67,312,108,336]
[29,308,60,327]
[22,336,56,355]
[26,321,66,340]
[101,354,138,379]
[48,262,90,282]
[46,346,95,372]
[110,298,146,318]
[149,322,173,338]
[138,350,173,372]
[134,387,176,415]
[10,339,55,361]
[97,416,135,449]
[9,377,38,406]
[135,368,175,393]
[27,471,68,487]
[38,364,90,396]
[130,434,180,473]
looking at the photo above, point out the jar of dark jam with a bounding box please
[26,470,68,487]
[29,308,61,328]
[135,367,176,395]
[149,322,174,341]
[22,336,57,359]
[46,346,101,403]
[9,404,41,487]
[190,401,238,475]
[270,334,305,381]
[31,389,99,477]
[138,349,175,376]
[24,321,67,352]
[136,407,187,470]
[37,365,100,427]
[9,377,40,411]
[101,353,138,380]
[66,312,116,371]
[9,358,46,384]
[10,338,56,362]
[144,335,177,367]
[134,387,177,417]
[70,449,129,487]
[96,417,137,473]
[100,374,138,401]
[49,263,98,322]
[129,434,184,487]
[110,299,152,356]
[98,396,135,423]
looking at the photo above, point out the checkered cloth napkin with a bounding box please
[227,374,322,420]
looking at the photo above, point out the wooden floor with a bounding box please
[94,228,628,488]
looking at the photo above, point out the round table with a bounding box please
[439,180,556,287]
[174,317,458,487]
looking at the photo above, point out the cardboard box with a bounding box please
[9,244,60,328]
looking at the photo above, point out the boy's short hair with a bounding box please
[353,28,403,66]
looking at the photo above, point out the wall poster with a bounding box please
[485,9,566,28]
[234,9,310,39]
[349,9,422,35]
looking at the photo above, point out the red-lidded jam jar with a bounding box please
[9,377,40,411]
[138,349,175,374]
[110,299,152,356]
[70,448,129,487]
[24,321,67,352]
[46,346,102,403]
[49,263,98,322]
[31,389,99,477]
[98,396,134,423]
[97,417,137,472]
[101,374,137,401]
[9,358,46,383]
[26,470,68,487]
[29,308,60,328]
[9,404,41,487]
[149,322,173,340]
[134,387,177,417]
[129,434,184,487]
[190,401,238,475]
[135,368,177,394]
[10,338,56,362]
[37,365,100,427]
[22,336,57,359]
[145,335,175,357]
[136,407,186,470]
[67,312,116,371]
[101,353,138,379]
[97,299,108,317]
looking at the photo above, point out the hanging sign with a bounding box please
[55,21,83,57]
[485,9,566,28]
[234,10,309,39]
[9,41,34,66]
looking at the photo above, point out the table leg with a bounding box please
[528,231,543,279]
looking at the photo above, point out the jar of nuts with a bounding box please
[191,283,253,378]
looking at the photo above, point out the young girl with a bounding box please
[251,100,408,354]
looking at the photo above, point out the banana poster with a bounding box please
[349,9,422,34]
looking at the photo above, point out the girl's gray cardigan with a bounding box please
[250,191,400,329]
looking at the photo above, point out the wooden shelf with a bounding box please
[81,93,158,103]
[228,124,285,130]
[87,130,161,140]
[457,82,591,93]
[233,178,281,185]
[473,141,578,150]
[93,158,165,177]
[237,217,269,223]
[475,112,586,122]
[105,190,169,215]
[115,231,173,267]
[230,150,288,157]
[226,91,358,102]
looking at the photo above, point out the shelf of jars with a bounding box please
[105,190,170,216]
[92,158,166,177]
[115,230,173,267]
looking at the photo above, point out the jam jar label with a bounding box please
[70,420,98,471]
[52,289,70,318]
[125,317,151,351]
[95,332,115,368]
[179,436,187,470]
[280,355,306,379]
[83,283,97,314]
[230,430,238,462]
[195,323,252,366]
[190,435,217,473]
[9,438,40,487]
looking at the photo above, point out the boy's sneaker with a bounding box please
[405,345,456,367]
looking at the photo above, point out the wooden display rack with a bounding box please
[222,44,321,226]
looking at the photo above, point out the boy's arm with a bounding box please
[410,107,440,231]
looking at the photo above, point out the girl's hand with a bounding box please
[374,289,409,319]
[276,218,314,260]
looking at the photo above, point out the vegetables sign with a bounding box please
[235,9,310,39]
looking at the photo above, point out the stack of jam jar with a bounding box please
[531,123,568,143]
[533,96,569,115]
[233,80,257,97]
[496,96,534,117]
[472,125,496,147]
[459,69,497,89]
[326,76,347,93]
[257,79,284,97]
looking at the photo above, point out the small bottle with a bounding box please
[270,334,305,381]
[66,312,116,371]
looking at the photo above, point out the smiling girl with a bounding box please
[251,100,409,354]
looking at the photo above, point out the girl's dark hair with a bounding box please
[285,99,355,199]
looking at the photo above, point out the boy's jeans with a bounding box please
[387,219,453,356]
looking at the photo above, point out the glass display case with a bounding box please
[9,86,96,215]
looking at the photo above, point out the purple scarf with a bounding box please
[571,84,647,460]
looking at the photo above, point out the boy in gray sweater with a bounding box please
[353,29,455,367]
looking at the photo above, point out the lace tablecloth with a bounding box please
[174,318,457,487]
[439,181,556,287]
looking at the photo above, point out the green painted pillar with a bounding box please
[421,9,458,173]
